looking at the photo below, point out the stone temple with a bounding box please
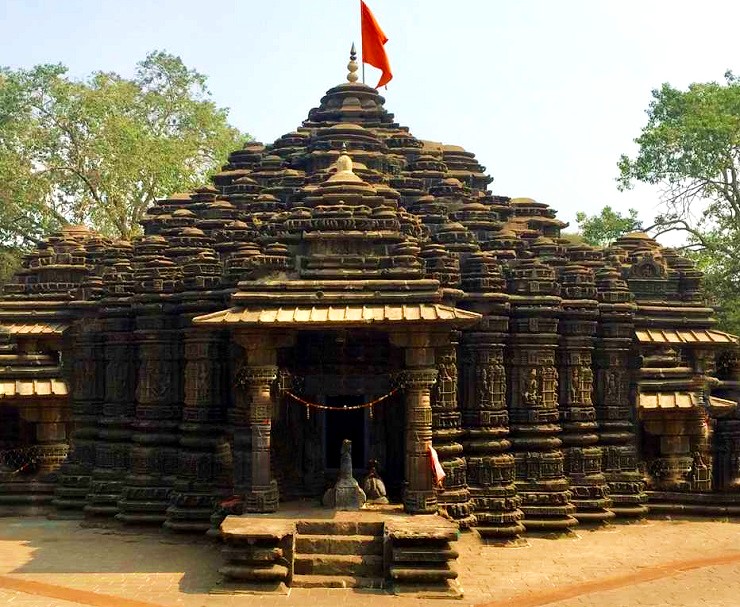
[0,53,738,592]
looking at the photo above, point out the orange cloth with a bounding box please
[428,445,446,487]
[360,1,393,88]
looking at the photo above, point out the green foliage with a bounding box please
[0,247,22,286]
[575,206,642,246]
[0,51,246,245]
[559,231,586,245]
[689,248,740,335]
[618,71,740,335]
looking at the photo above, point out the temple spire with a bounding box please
[347,43,359,83]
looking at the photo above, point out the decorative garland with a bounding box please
[283,387,400,419]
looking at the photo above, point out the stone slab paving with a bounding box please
[0,517,738,607]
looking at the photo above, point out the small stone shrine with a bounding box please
[322,439,366,509]
[0,50,739,581]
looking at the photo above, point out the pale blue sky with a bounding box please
[1,0,737,238]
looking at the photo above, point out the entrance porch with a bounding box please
[193,303,480,515]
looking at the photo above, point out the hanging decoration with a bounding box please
[283,386,399,420]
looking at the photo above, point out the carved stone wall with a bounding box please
[558,265,612,523]
[594,267,647,517]
[507,260,577,532]
[461,327,523,541]
[165,330,232,531]
[54,320,104,512]
[85,313,136,517]
[118,315,181,524]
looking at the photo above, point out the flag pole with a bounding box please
[359,1,365,84]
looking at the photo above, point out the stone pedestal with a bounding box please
[219,516,292,593]
[385,515,462,598]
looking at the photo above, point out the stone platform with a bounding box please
[218,502,462,597]
[646,491,740,516]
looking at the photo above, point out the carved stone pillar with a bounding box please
[432,337,474,527]
[392,330,439,514]
[242,365,279,512]
[404,367,439,514]
[459,251,523,541]
[234,332,289,513]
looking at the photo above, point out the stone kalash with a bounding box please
[0,49,738,592]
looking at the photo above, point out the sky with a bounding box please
[1,0,738,240]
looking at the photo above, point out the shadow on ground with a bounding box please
[0,517,223,594]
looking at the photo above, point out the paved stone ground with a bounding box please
[0,516,738,607]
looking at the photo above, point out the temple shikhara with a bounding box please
[1,52,738,594]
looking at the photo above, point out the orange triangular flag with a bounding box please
[360,1,393,88]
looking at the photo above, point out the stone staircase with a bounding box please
[218,508,462,596]
[292,520,385,588]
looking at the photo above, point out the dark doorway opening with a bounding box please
[0,406,21,448]
[325,395,366,470]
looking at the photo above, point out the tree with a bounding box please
[575,206,643,247]
[0,51,246,247]
[617,71,740,334]
[0,247,21,285]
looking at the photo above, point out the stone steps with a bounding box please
[291,574,385,589]
[295,520,384,535]
[294,553,383,577]
[217,512,462,596]
[295,533,383,555]
[292,520,385,587]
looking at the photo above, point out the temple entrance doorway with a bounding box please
[324,395,367,471]
[271,329,407,503]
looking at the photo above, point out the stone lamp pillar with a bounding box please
[234,332,292,513]
[392,331,439,514]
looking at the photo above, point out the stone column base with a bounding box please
[403,489,438,514]
[244,481,279,513]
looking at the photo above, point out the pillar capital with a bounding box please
[402,368,438,390]
[236,365,278,388]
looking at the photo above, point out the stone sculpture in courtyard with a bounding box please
[363,459,389,504]
[322,439,366,510]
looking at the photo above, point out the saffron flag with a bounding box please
[360,0,393,88]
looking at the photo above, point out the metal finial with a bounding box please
[347,43,359,83]
[341,142,348,153]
